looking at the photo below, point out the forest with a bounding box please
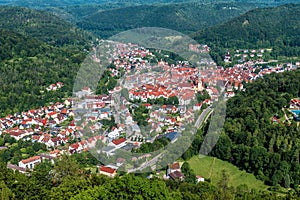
[1,153,300,200]
[193,4,300,65]
[0,7,92,117]
[76,2,259,38]
[181,69,300,190]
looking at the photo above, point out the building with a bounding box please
[196,175,205,183]
[18,156,41,169]
[169,171,185,181]
[112,138,127,148]
[7,163,27,174]
[99,166,117,178]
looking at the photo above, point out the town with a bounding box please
[1,40,299,182]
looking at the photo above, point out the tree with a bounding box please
[0,181,14,200]
[51,155,82,186]
[216,170,234,200]
[181,162,196,184]
[121,88,129,100]
[211,134,232,161]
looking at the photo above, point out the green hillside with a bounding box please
[0,7,90,116]
[0,6,91,47]
[188,156,269,190]
[76,2,259,38]
[192,4,300,63]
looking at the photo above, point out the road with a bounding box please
[112,93,121,124]
[128,106,213,173]
[128,153,163,173]
[195,106,213,129]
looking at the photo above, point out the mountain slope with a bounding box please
[192,4,300,62]
[1,0,299,9]
[76,2,259,38]
[0,6,91,47]
[0,7,90,116]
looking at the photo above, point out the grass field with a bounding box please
[188,155,269,191]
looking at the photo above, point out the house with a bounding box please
[39,154,55,164]
[46,111,58,119]
[99,166,117,177]
[193,103,202,111]
[290,99,300,109]
[50,149,61,158]
[203,99,211,105]
[143,103,152,109]
[69,143,80,154]
[196,175,205,183]
[108,128,120,140]
[18,156,41,169]
[116,158,125,167]
[224,91,235,98]
[7,163,27,174]
[112,138,127,148]
[5,128,27,140]
[179,91,195,105]
[168,162,181,174]
[169,171,185,181]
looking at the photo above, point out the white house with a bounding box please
[18,156,41,169]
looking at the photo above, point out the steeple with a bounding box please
[198,69,204,92]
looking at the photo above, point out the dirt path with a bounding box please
[208,157,216,179]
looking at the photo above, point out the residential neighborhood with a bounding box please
[0,41,299,181]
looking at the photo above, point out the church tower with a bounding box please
[198,69,204,92]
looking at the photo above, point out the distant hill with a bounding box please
[0,0,194,8]
[76,2,260,38]
[0,6,91,47]
[1,0,299,9]
[192,4,300,63]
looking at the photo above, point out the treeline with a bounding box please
[183,69,300,190]
[1,155,299,200]
[76,2,258,38]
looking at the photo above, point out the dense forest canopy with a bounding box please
[192,4,300,64]
[0,6,92,47]
[214,69,300,188]
[0,6,91,116]
[76,2,260,38]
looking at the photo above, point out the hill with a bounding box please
[188,156,269,190]
[212,69,300,189]
[0,7,90,116]
[192,4,300,63]
[0,0,192,8]
[76,2,259,38]
[0,6,91,47]
[1,0,299,9]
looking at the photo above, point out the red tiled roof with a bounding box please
[112,138,126,145]
[70,143,79,149]
[169,162,180,170]
[169,171,184,179]
[100,166,116,174]
[21,156,41,164]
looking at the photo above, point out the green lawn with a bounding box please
[188,155,269,191]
